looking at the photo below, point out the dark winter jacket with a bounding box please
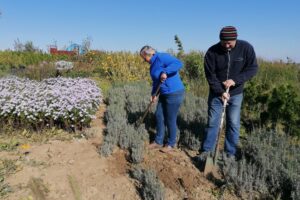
[204,40,258,96]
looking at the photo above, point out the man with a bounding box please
[140,45,185,153]
[200,26,258,159]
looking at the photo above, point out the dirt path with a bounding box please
[2,105,139,200]
[1,104,238,200]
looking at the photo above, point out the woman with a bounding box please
[140,45,185,153]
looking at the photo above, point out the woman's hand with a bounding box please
[160,73,167,82]
[151,95,158,103]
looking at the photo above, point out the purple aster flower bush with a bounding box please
[0,76,102,131]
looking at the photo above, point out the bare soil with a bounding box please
[1,104,239,200]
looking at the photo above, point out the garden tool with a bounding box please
[135,82,161,128]
[204,87,230,176]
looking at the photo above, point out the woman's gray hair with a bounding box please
[140,45,156,56]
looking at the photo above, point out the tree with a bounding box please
[24,41,36,52]
[286,57,295,65]
[14,38,24,51]
[82,36,92,53]
[174,35,184,59]
[13,39,40,52]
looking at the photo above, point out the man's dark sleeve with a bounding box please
[204,51,225,95]
[234,44,258,85]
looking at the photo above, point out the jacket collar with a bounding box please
[218,40,239,52]
[150,53,158,64]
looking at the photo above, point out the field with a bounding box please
[0,50,299,200]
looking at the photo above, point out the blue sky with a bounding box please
[1,0,300,62]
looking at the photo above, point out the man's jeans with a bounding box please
[155,90,184,147]
[202,92,243,155]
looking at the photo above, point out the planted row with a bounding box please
[222,130,300,200]
[100,81,207,162]
[100,82,149,163]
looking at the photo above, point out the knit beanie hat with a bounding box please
[219,26,238,41]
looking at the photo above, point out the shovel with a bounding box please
[134,82,161,128]
[204,87,229,176]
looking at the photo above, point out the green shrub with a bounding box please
[182,51,205,80]
[0,50,75,80]
[85,51,149,82]
[266,84,300,136]
[243,82,300,137]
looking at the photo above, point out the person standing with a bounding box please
[140,45,185,153]
[200,26,258,159]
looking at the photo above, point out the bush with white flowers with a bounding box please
[55,60,74,71]
[0,76,102,131]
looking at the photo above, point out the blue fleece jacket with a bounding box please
[150,52,185,95]
[204,40,258,96]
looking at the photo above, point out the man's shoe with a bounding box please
[224,153,236,161]
[195,151,212,162]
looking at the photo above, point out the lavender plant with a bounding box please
[123,82,153,124]
[100,120,127,156]
[0,76,102,131]
[100,81,208,162]
[129,125,148,163]
[131,166,165,200]
[99,82,149,163]
[178,93,207,150]
[123,83,151,114]
[222,130,300,199]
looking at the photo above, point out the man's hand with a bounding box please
[222,92,230,102]
[223,79,235,89]
[160,73,167,82]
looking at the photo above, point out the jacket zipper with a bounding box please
[226,49,231,80]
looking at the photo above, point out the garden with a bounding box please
[0,44,299,199]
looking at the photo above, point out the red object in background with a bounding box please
[49,46,77,56]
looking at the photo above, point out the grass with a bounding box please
[0,159,17,197]
[90,76,113,99]
[0,138,19,151]
[0,127,78,145]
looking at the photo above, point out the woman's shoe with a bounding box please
[160,145,174,153]
[148,142,162,150]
